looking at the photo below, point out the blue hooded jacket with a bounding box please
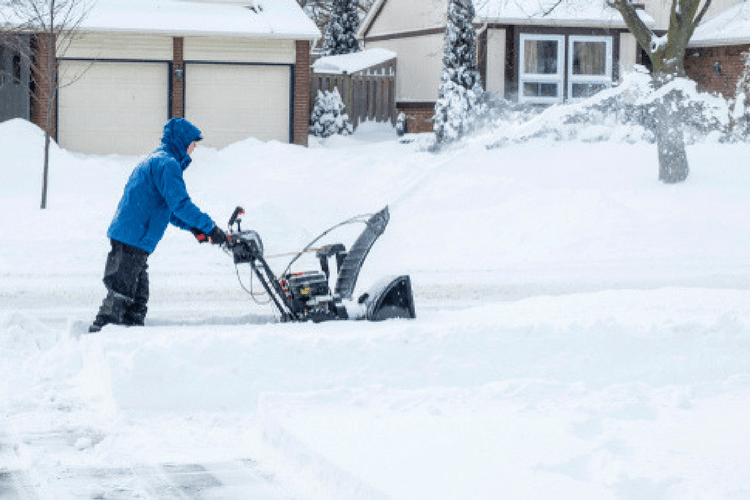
[107,118,215,254]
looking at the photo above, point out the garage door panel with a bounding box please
[58,61,168,155]
[185,63,290,148]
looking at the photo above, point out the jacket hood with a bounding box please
[161,118,203,166]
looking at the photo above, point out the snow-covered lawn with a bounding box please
[2,118,750,499]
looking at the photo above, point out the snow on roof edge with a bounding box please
[359,0,654,37]
[313,48,397,75]
[1,0,321,40]
[77,25,320,40]
[690,2,750,47]
[357,0,386,39]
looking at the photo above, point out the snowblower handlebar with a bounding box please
[228,206,245,231]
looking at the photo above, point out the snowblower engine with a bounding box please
[280,272,332,316]
[224,206,415,323]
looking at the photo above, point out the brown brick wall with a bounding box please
[172,37,184,118]
[29,33,57,139]
[294,40,311,147]
[685,44,750,98]
[397,102,434,134]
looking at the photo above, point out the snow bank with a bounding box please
[3,108,750,498]
[259,377,750,499]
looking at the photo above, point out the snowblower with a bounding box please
[223,206,416,323]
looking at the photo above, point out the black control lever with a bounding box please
[228,206,245,231]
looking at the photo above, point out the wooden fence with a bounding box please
[311,58,397,129]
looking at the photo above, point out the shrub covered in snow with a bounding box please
[396,112,407,137]
[309,88,354,138]
[485,67,732,148]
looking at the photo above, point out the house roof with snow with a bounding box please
[476,0,654,26]
[690,2,750,47]
[359,0,653,36]
[2,0,321,40]
[312,48,396,75]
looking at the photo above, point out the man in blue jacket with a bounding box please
[89,118,227,333]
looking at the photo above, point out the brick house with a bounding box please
[358,0,746,133]
[685,1,750,99]
[0,0,319,154]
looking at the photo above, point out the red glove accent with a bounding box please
[190,227,208,243]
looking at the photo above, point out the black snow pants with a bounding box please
[92,239,150,330]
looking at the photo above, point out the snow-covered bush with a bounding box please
[309,88,353,138]
[433,0,486,146]
[396,112,407,137]
[485,66,731,148]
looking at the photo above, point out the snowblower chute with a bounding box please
[224,206,415,323]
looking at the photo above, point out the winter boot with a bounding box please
[123,302,147,327]
[122,262,149,327]
[89,291,133,332]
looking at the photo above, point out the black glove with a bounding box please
[209,226,228,245]
[190,227,208,243]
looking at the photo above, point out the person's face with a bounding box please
[187,141,196,156]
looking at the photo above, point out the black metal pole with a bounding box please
[249,258,295,322]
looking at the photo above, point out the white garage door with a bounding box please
[185,63,291,148]
[58,60,168,155]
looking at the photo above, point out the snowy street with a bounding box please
[0,459,284,500]
[3,117,750,499]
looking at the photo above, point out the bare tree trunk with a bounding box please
[608,0,712,184]
[8,0,90,209]
[41,129,51,208]
[654,90,689,183]
[652,69,689,184]
[40,7,56,209]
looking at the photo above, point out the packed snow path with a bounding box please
[0,460,284,500]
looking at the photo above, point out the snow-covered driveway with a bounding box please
[3,120,750,498]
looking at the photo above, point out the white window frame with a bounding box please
[567,35,613,101]
[519,34,565,104]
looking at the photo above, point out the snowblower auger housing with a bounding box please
[225,206,415,323]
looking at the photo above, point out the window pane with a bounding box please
[524,39,559,75]
[523,82,559,98]
[571,83,607,98]
[572,41,606,76]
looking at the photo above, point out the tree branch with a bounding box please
[694,0,712,27]
[607,0,655,56]
[541,0,565,17]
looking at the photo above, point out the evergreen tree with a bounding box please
[322,0,360,56]
[433,0,485,145]
[298,0,374,52]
